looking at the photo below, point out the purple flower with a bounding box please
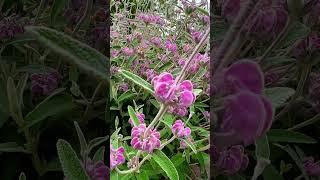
[165,40,178,53]
[292,32,320,59]
[309,73,320,112]
[150,37,162,48]
[110,65,119,75]
[220,60,264,95]
[172,120,191,138]
[110,146,125,169]
[145,69,157,81]
[31,71,60,96]
[264,71,281,86]
[0,17,25,40]
[131,123,161,153]
[203,111,210,120]
[128,113,145,126]
[202,15,210,24]
[183,44,191,53]
[222,0,288,40]
[221,0,241,22]
[214,145,249,175]
[152,73,196,116]
[304,0,320,28]
[303,157,320,177]
[179,136,194,149]
[85,159,109,180]
[214,90,273,147]
[118,83,129,92]
[122,47,135,56]
[191,31,203,43]
[126,34,133,43]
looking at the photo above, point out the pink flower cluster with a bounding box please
[171,120,191,138]
[131,124,161,153]
[178,53,209,73]
[152,72,196,116]
[128,113,145,126]
[150,37,162,48]
[137,13,165,26]
[110,146,125,169]
[165,39,178,53]
[122,47,135,56]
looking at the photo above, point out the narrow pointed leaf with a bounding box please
[267,129,317,144]
[152,150,179,180]
[74,121,88,157]
[25,26,108,81]
[119,69,154,94]
[128,106,140,126]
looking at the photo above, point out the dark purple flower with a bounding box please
[246,6,288,40]
[221,0,241,23]
[214,145,249,175]
[219,60,264,95]
[264,71,281,86]
[0,17,25,40]
[303,157,320,177]
[31,71,60,96]
[303,0,320,27]
[118,83,129,92]
[292,32,320,59]
[216,91,268,146]
[222,0,288,40]
[86,160,109,180]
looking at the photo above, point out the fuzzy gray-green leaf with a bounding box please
[56,139,89,180]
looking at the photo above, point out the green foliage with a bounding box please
[267,129,317,144]
[25,26,108,81]
[151,150,179,180]
[56,139,89,180]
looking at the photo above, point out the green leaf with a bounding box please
[128,106,140,126]
[74,121,88,157]
[17,64,56,74]
[279,21,310,48]
[264,87,295,109]
[25,26,108,80]
[0,142,29,153]
[135,171,149,180]
[267,129,317,144]
[7,77,24,126]
[0,79,9,128]
[161,114,174,127]
[252,135,270,180]
[262,165,285,180]
[152,150,179,180]
[110,171,119,180]
[22,94,75,130]
[50,0,68,25]
[117,92,136,103]
[19,172,26,180]
[56,139,89,180]
[119,69,154,94]
[87,136,108,153]
[256,135,270,159]
[92,146,105,163]
[193,89,202,96]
